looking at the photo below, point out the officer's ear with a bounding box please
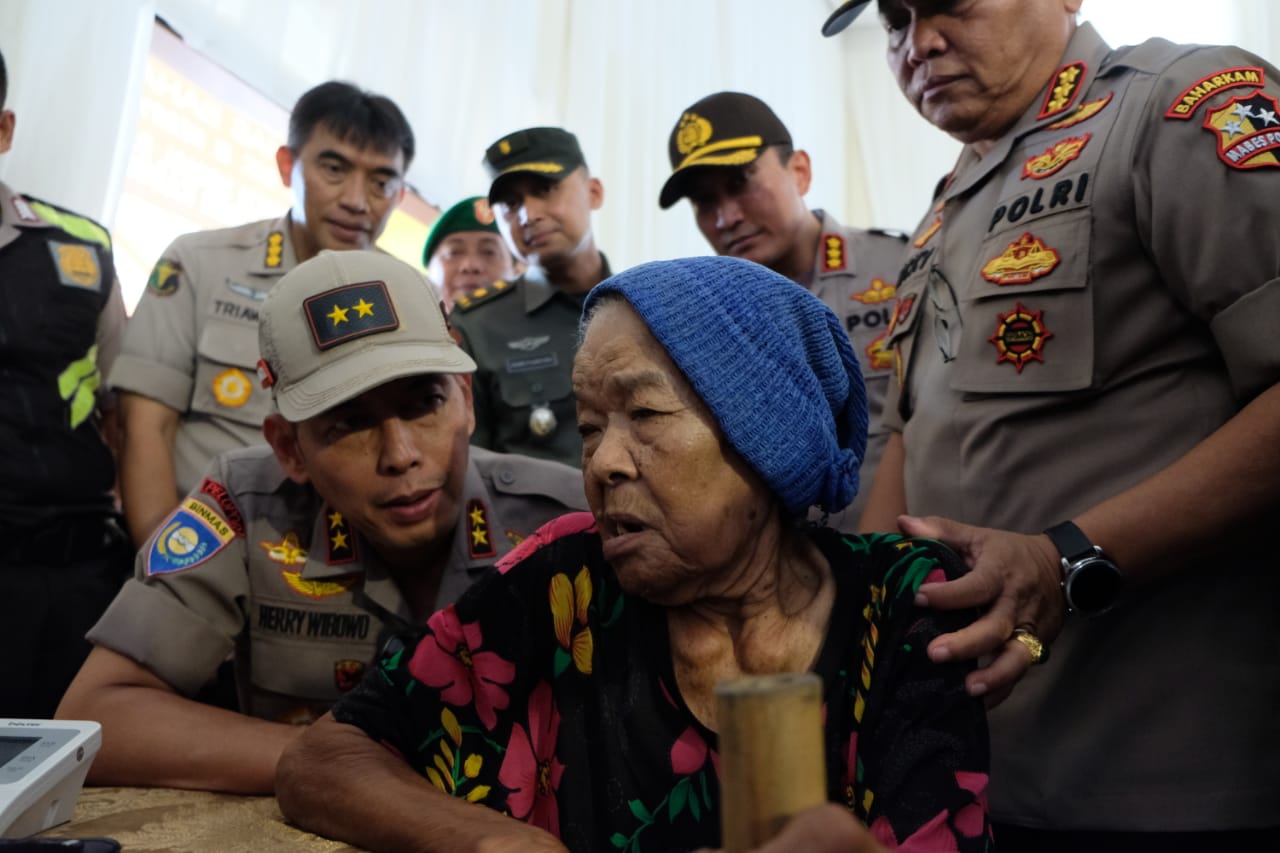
[786,149,813,197]
[264,413,310,484]
[276,145,297,188]
[0,110,15,155]
[453,374,476,438]
[587,175,604,212]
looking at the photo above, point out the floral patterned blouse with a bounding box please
[331,513,992,852]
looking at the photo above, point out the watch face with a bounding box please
[1066,558,1123,615]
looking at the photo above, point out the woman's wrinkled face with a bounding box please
[573,300,776,604]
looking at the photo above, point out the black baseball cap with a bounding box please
[483,127,586,204]
[822,0,872,36]
[658,91,792,209]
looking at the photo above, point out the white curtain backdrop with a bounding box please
[3,0,1280,275]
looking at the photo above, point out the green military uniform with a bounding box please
[109,213,299,494]
[806,211,905,530]
[88,438,586,723]
[883,24,1280,832]
[450,260,609,469]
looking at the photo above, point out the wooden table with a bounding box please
[37,786,363,852]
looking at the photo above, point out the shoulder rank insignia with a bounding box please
[453,278,514,312]
[822,234,847,272]
[990,303,1053,373]
[326,509,357,565]
[1022,134,1091,180]
[1047,93,1113,131]
[1166,66,1265,120]
[981,233,1060,286]
[46,241,102,291]
[10,194,38,223]
[467,498,496,559]
[305,281,399,351]
[850,278,896,305]
[1038,61,1087,120]
[1202,91,1280,169]
[913,216,942,248]
[265,230,285,268]
[147,497,236,575]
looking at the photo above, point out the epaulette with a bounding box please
[21,194,112,251]
[453,279,516,312]
[866,228,909,242]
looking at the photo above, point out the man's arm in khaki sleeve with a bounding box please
[118,392,181,547]
[56,646,300,794]
[95,277,128,457]
[276,714,568,853]
[857,430,907,534]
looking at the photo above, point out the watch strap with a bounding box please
[1043,520,1096,563]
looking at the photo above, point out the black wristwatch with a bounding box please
[1044,521,1123,616]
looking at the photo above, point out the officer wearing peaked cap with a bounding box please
[828,1,1280,849]
[660,91,907,529]
[422,195,517,311]
[58,250,587,795]
[449,126,612,469]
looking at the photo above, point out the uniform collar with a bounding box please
[245,211,301,277]
[520,253,611,313]
[944,22,1113,201]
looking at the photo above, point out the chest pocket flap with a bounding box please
[192,314,272,426]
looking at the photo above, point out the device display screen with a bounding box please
[0,737,38,769]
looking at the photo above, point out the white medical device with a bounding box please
[0,719,101,838]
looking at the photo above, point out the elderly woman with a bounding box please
[276,257,990,852]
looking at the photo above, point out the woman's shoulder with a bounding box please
[818,529,967,601]
[496,511,600,574]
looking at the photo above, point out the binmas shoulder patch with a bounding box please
[147,497,236,575]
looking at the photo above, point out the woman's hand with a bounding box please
[899,514,1067,705]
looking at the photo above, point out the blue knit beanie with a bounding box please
[582,256,868,516]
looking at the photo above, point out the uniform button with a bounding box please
[499,469,516,485]
[530,382,543,393]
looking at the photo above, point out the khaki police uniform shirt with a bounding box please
[109,214,298,495]
[87,444,587,723]
[804,211,906,530]
[451,260,611,469]
[884,23,1280,830]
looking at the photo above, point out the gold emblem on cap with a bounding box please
[529,404,557,438]
[676,112,714,156]
[499,139,512,155]
[473,198,495,225]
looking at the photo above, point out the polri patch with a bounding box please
[326,509,357,565]
[1022,134,1091,180]
[1166,66,1264,120]
[47,241,101,291]
[147,258,182,296]
[1047,93,1113,131]
[147,498,235,575]
[1202,90,1280,170]
[990,303,1053,373]
[981,233,1060,286]
[1038,61,1086,120]
[467,499,496,559]
[304,280,400,351]
[822,233,847,272]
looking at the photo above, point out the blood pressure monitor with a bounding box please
[0,720,100,838]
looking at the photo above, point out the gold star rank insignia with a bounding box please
[466,499,496,559]
[323,507,357,565]
[327,304,350,325]
[305,281,400,351]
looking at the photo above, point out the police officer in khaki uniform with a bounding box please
[111,81,415,548]
[827,2,1280,850]
[0,47,133,718]
[658,91,906,527]
[58,250,586,794]
[449,127,611,469]
[422,195,517,311]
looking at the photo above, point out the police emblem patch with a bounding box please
[989,303,1053,373]
[981,233,1061,286]
[261,532,308,566]
[147,498,235,575]
[47,242,101,291]
[147,258,182,296]
[1046,93,1113,131]
[822,234,847,272]
[676,112,714,156]
[1202,90,1280,169]
[1166,66,1265,120]
[890,295,916,333]
[326,509,357,565]
[304,280,400,351]
[1022,134,1091,180]
[212,367,252,407]
[334,659,365,693]
[265,231,285,268]
[851,278,896,305]
[1038,61,1087,120]
[467,499,496,559]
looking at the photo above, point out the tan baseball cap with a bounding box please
[257,250,476,422]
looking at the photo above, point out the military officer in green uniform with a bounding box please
[422,195,516,311]
[110,80,415,548]
[658,91,907,528]
[0,46,133,718]
[58,250,587,795]
[449,126,611,469]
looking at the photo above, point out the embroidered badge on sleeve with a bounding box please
[1166,66,1265,120]
[990,303,1053,373]
[1203,91,1280,169]
[147,498,236,575]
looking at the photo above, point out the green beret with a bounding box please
[422,196,501,266]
